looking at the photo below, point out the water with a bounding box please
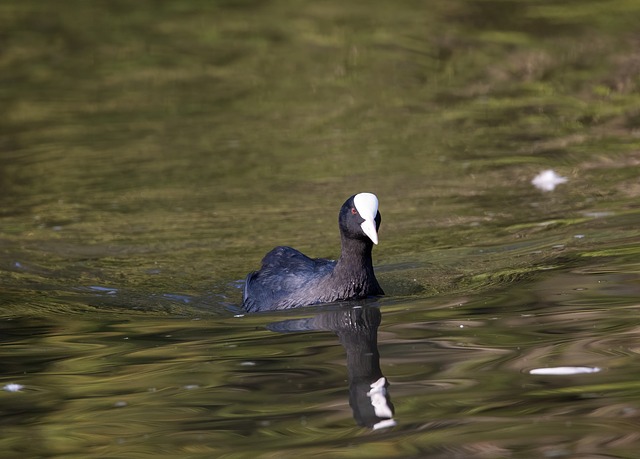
[2,1,640,457]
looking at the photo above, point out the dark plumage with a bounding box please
[242,193,384,312]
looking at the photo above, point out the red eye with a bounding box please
[351,207,358,215]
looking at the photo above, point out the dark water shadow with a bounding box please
[266,305,396,430]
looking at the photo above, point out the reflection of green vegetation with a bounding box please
[580,246,640,258]
[1,0,640,304]
[1,2,640,455]
[469,264,561,285]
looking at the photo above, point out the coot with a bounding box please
[242,193,384,312]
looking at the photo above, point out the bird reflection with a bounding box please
[267,305,395,430]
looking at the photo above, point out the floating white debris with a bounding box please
[532,170,568,192]
[530,366,601,375]
[3,383,24,392]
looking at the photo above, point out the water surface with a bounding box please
[2,1,640,457]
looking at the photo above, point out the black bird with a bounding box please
[242,193,384,312]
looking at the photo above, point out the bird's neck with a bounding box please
[329,235,383,298]
[336,236,375,275]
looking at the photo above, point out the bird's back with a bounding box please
[242,246,336,312]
